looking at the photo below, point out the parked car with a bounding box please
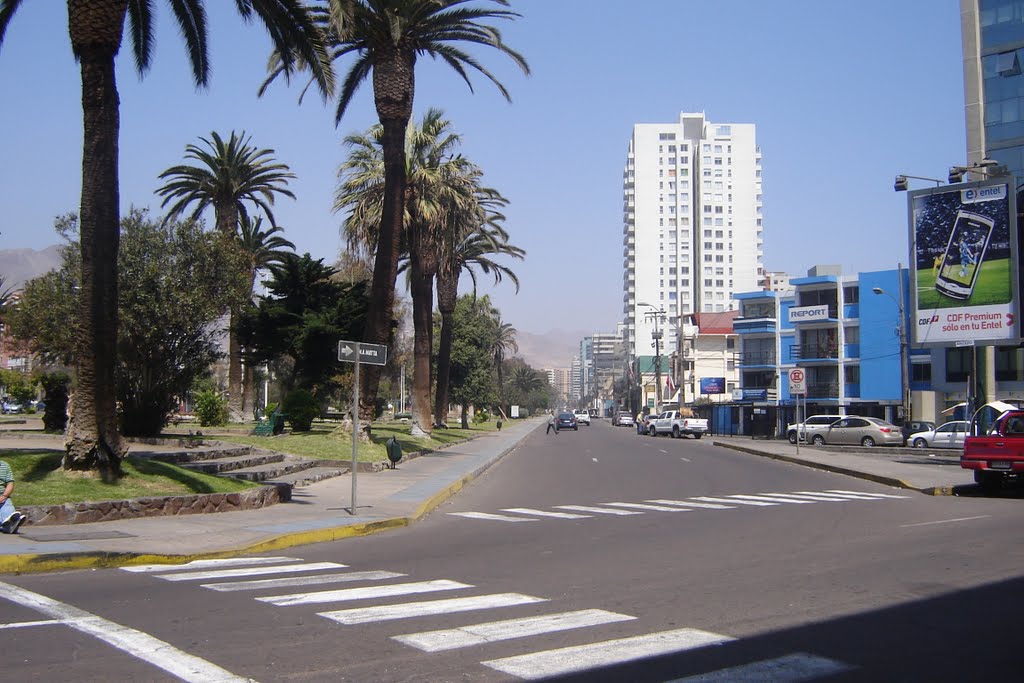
[616,412,635,427]
[556,411,578,431]
[648,410,708,439]
[908,420,968,450]
[786,414,845,444]
[810,416,903,447]
[900,420,936,446]
[573,409,591,426]
[1,401,23,415]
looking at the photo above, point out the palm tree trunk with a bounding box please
[227,313,244,422]
[409,261,433,437]
[358,120,404,437]
[64,29,127,477]
[433,272,458,427]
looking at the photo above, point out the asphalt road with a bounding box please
[3,419,1024,682]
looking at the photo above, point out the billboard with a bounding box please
[700,377,726,394]
[908,179,1020,347]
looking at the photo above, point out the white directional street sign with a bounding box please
[337,340,388,366]
[789,368,806,395]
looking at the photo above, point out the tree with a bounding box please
[447,294,499,428]
[236,215,296,414]
[0,0,332,476]
[157,131,298,421]
[435,211,523,426]
[237,252,368,402]
[335,109,483,436]
[264,0,528,434]
[7,210,248,442]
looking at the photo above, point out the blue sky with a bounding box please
[0,1,966,339]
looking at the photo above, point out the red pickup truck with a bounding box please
[961,406,1024,492]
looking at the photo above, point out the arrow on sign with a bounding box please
[339,344,355,359]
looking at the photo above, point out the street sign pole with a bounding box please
[351,350,359,515]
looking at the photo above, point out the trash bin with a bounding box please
[272,412,287,435]
[386,436,402,469]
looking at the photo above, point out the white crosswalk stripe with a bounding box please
[794,490,888,500]
[760,492,855,502]
[448,511,536,522]
[202,570,405,592]
[393,609,635,652]
[827,489,910,499]
[691,496,777,507]
[728,494,817,505]
[121,556,300,573]
[481,627,736,680]
[501,508,591,519]
[648,499,737,510]
[258,579,471,607]
[319,593,547,625]
[605,502,691,512]
[155,561,346,582]
[555,505,642,515]
[667,652,855,682]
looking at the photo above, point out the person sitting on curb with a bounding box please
[0,459,26,534]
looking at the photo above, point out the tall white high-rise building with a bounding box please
[622,112,763,359]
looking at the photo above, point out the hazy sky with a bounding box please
[0,1,966,339]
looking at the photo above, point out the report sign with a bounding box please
[907,178,1020,347]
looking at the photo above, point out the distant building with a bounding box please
[762,271,791,292]
[676,310,739,406]
[622,111,764,361]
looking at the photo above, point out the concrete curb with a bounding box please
[712,440,952,496]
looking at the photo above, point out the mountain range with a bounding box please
[0,245,63,289]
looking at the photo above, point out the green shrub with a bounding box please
[282,390,320,432]
[194,390,228,427]
[472,408,489,425]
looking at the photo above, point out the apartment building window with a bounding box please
[945,348,971,382]
[843,285,859,303]
[659,133,676,140]
[704,279,713,286]
[714,145,722,153]
[668,145,676,153]
[704,242,713,249]
[703,144,711,152]
[704,254,713,262]
[911,363,932,383]
[716,279,724,287]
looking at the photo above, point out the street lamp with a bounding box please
[639,302,667,410]
[893,174,943,191]
[872,272,909,425]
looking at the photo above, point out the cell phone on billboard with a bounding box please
[934,210,995,301]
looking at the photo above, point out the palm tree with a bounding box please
[489,311,519,416]
[264,0,528,434]
[236,215,296,414]
[434,217,523,426]
[511,366,544,395]
[0,1,331,476]
[335,109,476,436]
[157,131,297,421]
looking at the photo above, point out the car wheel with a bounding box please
[787,431,798,444]
[648,426,657,436]
[671,427,680,438]
[694,433,703,439]
[811,434,826,446]
[861,436,876,447]
[912,438,927,448]
[574,426,578,431]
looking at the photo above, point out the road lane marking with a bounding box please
[258,579,471,607]
[667,652,854,682]
[201,570,405,592]
[555,505,642,515]
[156,561,346,582]
[692,496,777,507]
[122,556,299,573]
[0,619,60,629]
[827,489,910,499]
[729,495,816,504]
[793,490,887,500]
[680,457,692,462]
[605,502,691,512]
[319,593,547,625]
[448,512,536,522]
[482,627,735,680]
[0,581,251,683]
[502,508,592,519]
[760,492,853,502]
[900,515,991,528]
[648,499,736,510]
[393,609,635,652]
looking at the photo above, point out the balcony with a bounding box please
[806,382,840,399]
[791,344,840,361]
[739,351,776,366]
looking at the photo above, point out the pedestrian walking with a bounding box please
[636,412,645,435]
[546,413,559,435]
[0,459,26,534]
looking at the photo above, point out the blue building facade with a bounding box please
[734,266,930,437]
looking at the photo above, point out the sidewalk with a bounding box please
[712,435,971,495]
[0,421,976,574]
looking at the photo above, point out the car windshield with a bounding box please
[558,413,573,419]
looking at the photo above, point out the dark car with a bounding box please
[556,411,578,431]
[900,420,936,445]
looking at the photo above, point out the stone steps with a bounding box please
[144,442,347,487]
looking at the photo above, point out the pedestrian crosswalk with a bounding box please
[122,554,857,680]
[447,488,909,524]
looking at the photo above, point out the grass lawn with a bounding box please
[916,257,1011,309]
[180,419,500,462]
[0,450,257,506]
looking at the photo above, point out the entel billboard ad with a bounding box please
[908,179,1020,347]
[700,377,725,394]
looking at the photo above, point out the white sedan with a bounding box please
[908,420,969,449]
[573,410,591,426]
